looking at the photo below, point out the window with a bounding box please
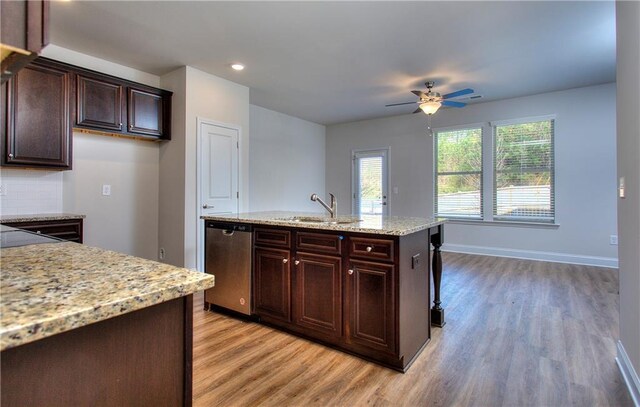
[493,119,555,222]
[352,149,388,216]
[434,127,483,218]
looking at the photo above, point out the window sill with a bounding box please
[446,219,560,229]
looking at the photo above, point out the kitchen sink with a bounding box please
[277,216,361,225]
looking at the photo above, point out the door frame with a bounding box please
[351,147,390,216]
[196,117,242,272]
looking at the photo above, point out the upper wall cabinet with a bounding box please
[1,58,73,169]
[127,87,169,138]
[1,57,172,170]
[74,67,172,141]
[76,73,124,132]
[0,0,49,84]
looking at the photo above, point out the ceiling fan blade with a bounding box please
[385,101,418,107]
[441,100,467,108]
[411,90,427,98]
[412,108,422,114]
[442,88,474,99]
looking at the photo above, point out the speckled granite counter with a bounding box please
[0,213,86,223]
[201,211,445,236]
[0,242,214,351]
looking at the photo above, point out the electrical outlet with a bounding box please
[610,235,618,245]
[412,253,420,269]
[102,184,111,196]
[159,248,166,260]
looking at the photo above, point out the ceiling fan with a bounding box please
[386,81,475,115]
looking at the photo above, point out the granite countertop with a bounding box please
[0,242,214,351]
[0,213,86,223]
[202,211,445,236]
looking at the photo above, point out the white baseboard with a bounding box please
[441,243,619,268]
[617,340,640,407]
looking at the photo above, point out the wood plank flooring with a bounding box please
[192,252,633,406]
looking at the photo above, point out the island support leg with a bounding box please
[430,225,445,327]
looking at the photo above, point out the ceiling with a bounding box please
[50,1,616,125]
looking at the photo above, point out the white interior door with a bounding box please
[200,122,239,215]
[352,149,389,216]
[197,119,240,272]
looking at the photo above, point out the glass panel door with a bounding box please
[353,149,388,216]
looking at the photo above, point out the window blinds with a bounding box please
[493,119,554,222]
[355,156,383,215]
[434,128,483,218]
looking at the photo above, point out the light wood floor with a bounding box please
[192,252,633,406]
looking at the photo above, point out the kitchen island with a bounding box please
[202,211,445,372]
[0,229,214,406]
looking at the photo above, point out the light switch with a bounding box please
[619,177,625,199]
[102,184,111,196]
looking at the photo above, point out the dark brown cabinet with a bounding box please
[127,88,166,137]
[294,252,342,339]
[248,225,432,372]
[254,247,291,323]
[1,58,73,169]
[2,218,83,243]
[0,0,49,84]
[346,259,396,354]
[76,74,123,132]
[1,56,173,170]
[74,67,172,140]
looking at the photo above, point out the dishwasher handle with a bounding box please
[222,229,235,236]
[206,222,252,232]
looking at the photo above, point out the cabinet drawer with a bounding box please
[254,228,291,248]
[296,232,342,255]
[349,237,395,262]
[3,219,83,243]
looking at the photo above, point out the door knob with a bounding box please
[283,258,288,264]
[366,246,373,252]
[295,260,300,265]
[203,204,213,209]
[348,269,354,275]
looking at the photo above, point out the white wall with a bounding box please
[326,83,618,266]
[160,66,250,269]
[615,0,640,401]
[158,67,187,267]
[249,105,326,212]
[35,45,161,260]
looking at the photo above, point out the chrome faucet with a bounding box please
[310,193,337,219]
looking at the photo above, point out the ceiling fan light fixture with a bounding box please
[419,101,441,115]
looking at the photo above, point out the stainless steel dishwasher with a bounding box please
[204,221,252,315]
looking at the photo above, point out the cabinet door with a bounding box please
[3,60,72,169]
[346,259,396,354]
[76,74,123,131]
[127,87,164,137]
[294,253,342,338]
[254,247,291,322]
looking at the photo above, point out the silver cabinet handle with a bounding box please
[348,269,354,275]
[283,258,288,264]
[203,204,213,209]
[294,260,300,265]
[8,153,13,159]
[366,246,373,252]
[36,230,41,234]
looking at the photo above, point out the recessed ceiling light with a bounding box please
[231,64,245,71]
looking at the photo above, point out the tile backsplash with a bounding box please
[0,169,63,215]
